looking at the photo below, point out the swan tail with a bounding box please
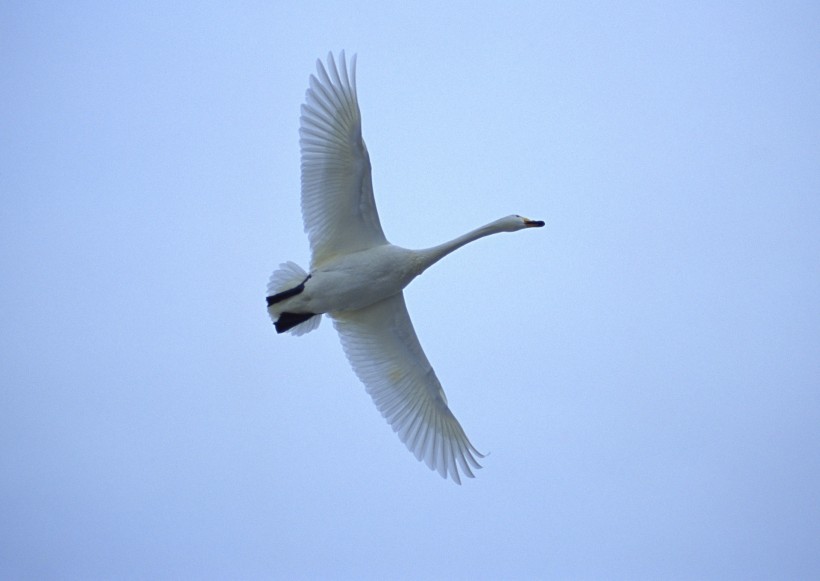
[274,312,318,334]
[266,261,321,336]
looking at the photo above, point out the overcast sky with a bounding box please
[2,2,819,579]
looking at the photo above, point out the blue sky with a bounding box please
[2,1,819,579]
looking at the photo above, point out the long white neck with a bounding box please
[415,218,511,273]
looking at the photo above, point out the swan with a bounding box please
[267,52,544,483]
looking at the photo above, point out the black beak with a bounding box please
[525,219,545,228]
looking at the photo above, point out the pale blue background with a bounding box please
[2,2,819,579]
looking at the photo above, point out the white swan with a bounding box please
[267,52,544,483]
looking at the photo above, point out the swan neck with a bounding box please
[418,221,504,271]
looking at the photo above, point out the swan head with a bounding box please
[495,214,545,232]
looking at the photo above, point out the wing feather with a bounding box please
[332,294,484,484]
[300,52,387,268]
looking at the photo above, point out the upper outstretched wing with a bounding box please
[300,52,387,268]
[332,293,484,484]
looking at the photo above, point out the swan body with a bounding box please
[269,215,540,319]
[267,52,544,483]
[270,245,419,317]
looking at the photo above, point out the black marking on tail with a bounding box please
[275,312,316,334]
[266,274,311,307]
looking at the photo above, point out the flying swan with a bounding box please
[267,52,544,483]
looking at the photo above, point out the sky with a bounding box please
[2,1,819,579]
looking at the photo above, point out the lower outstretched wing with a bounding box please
[332,293,484,484]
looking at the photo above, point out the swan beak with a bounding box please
[524,218,545,228]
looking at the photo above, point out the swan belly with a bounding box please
[299,245,419,314]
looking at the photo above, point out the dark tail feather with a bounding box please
[266,275,310,306]
[275,312,317,334]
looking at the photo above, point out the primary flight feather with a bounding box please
[267,52,544,483]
